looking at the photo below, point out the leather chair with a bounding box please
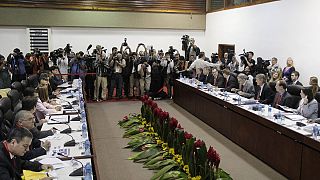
[286,85,303,109]
[27,74,39,88]
[0,97,13,130]
[287,85,303,96]
[314,92,320,118]
[11,81,23,93]
[7,90,21,111]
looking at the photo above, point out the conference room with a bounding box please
[0,0,319,179]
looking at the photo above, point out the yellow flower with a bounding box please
[141,121,147,125]
[191,176,201,180]
[169,148,175,155]
[183,165,189,173]
[157,140,163,145]
[162,143,168,151]
[148,127,154,132]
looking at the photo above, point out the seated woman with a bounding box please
[36,85,61,120]
[269,70,282,83]
[231,73,255,98]
[297,87,318,119]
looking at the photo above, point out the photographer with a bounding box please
[240,51,256,76]
[94,45,108,101]
[121,46,132,98]
[136,43,148,61]
[186,38,200,61]
[138,58,151,97]
[7,48,26,82]
[129,52,141,98]
[0,54,11,88]
[160,52,174,99]
[69,52,87,81]
[109,52,126,99]
[31,48,44,75]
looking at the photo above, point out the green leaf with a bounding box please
[151,164,178,180]
[144,151,165,165]
[143,156,163,167]
[132,148,159,162]
[159,171,188,180]
[128,151,144,160]
[146,159,175,170]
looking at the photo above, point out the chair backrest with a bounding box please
[11,81,23,93]
[27,74,39,88]
[7,89,21,110]
[0,97,12,114]
[315,92,320,103]
[284,95,301,109]
[287,85,303,96]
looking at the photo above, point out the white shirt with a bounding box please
[160,59,174,74]
[188,58,215,75]
[57,56,68,74]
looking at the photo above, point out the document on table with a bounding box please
[284,114,306,121]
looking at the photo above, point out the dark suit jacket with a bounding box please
[30,127,54,139]
[21,137,46,160]
[272,91,291,108]
[224,75,238,92]
[0,142,43,180]
[211,73,225,88]
[289,80,303,86]
[255,84,275,104]
[240,80,255,98]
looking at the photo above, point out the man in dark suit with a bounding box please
[0,128,53,180]
[273,80,291,108]
[210,68,225,88]
[14,110,51,160]
[222,68,238,92]
[255,74,275,104]
[289,71,303,86]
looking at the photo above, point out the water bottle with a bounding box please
[237,95,241,105]
[268,105,272,117]
[84,139,91,155]
[313,125,319,140]
[179,73,183,80]
[84,162,92,180]
[82,122,88,139]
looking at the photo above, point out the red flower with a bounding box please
[176,124,184,130]
[150,101,158,110]
[194,139,204,148]
[184,132,193,139]
[207,146,220,168]
[159,111,169,120]
[153,107,161,117]
[147,99,153,106]
[123,116,128,121]
[139,128,145,133]
[169,117,178,130]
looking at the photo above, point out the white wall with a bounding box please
[205,0,320,85]
[0,27,29,57]
[0,26,205,57]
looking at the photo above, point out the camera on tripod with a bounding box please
[256,57,271,74]
[238,49,249,63]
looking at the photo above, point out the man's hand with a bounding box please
[55,106,62,111]
[41,140,51,151]
[50,128,56,134]
[238,91,245,96]
[40,119,48,124]
[41,164,53,171]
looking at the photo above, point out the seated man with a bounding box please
[231,73,255,98]
[255,74,275,104]
[209,68,225,88]
[14,110,51,160]
[0,128,53,179]
[49,66,64,91]
[21,96,55,139]
[222,68,238,92]
[272,80,291,108]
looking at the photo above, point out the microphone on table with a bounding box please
[57,97,81,121]
[64,133,76,147]
[57,152,84,176]
[50,119,72,134]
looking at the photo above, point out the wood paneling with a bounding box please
[0,0,206,14]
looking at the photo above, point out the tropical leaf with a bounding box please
[144,151,165,164]
[128,151,144,160]
[159,170,188,180]
[143,156,163,167]
[132,148,159,162]
[150,164,178,180]
[146,159,176,170]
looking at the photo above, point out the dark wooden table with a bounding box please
[174,80,320,180]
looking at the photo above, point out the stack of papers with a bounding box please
[284,114,306,121]
[39,157,67,169]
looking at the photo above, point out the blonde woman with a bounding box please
[282,57,295,83]
[269,70,282,83]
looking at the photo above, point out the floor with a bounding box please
[87,100,287,180]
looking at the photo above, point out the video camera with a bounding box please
[49,48,64,65]
[123,38,128,46]
[238,49,249,63]
[168,46,177,60]
[64,44,72,54]
[181,35,189,51]
[211,53,219,63]
[255,57,271,75]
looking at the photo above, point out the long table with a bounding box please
[173,79,320,180]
